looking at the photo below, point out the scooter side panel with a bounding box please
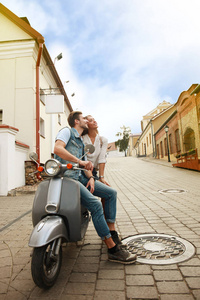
[32,180,50,227]
[29,216,68,247]
[59,177,83,241]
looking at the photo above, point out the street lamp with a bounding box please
[54,53,63,64]
[164,125,171,162]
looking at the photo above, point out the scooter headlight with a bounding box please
[44,159,61,176]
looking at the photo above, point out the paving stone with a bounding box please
[152,264,178,270]
[0,281,8,294]
[157,281,190,294]
[153,270,183,281]
[64,282,95,295]
[79,250,101,257]
[94,290,126,299]
[76,256,100,264]
[180,266,200,276]
[160,295,195,300]
[125,264,152,275]
[185,276,200,289]
[98,269,124,280]
[126,274,154,285]
[99,260,124,270]
[126,286,158,299]
[59,296,93,300]
[96,279,124,291]
[179,257,200,266]
[69,272,97,283]
[192,289,200,299]
[73,263,99,273]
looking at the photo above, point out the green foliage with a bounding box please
[115,125,131,156]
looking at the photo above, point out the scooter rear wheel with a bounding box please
[31,241,62,289]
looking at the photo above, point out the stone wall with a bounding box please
[25,161,40,185]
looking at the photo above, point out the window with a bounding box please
[40,118,45,138]
[164,138,167,156]
[160,141,163,158]
[146,136,148,147]
[149,133,151,144]
[0,110,2,124]
[175,129,181,153]
[156,144,160,158]
[169,134,173,153]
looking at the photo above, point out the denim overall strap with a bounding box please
[55,127,85,180]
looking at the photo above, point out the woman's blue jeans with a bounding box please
[78,174,117,240]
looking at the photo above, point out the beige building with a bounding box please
[141,100,172,131]
[127,133,140,156]
[134,101,175,157]
[0,4,72,195]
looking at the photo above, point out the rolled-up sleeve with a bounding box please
[98,136,108,164]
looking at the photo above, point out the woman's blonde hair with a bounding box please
[82,115,99,136]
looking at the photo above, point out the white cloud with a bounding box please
[2,0,200,141]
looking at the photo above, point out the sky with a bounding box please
[2,0,200,142]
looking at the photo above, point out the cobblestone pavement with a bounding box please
[0,156,200,299]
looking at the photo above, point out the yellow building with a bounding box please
[134,101,175,157]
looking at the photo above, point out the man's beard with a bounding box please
[80,123,88,130]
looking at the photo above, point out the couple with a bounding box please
[54,111,136,264]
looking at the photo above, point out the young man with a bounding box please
[54,111,136,264]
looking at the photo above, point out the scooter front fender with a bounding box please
[29,216,68,247]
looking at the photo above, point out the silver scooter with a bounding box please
[28,144,94,289]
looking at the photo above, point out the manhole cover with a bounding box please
[159,189,187,194]
[122,233,195,265]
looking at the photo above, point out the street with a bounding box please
[0,156,200,299]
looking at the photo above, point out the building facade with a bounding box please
[0,4,72,195]
[155,84,200,164]
[134,101,175,158]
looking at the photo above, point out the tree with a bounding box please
[115,125,131,156]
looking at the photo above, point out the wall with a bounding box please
[0,125,29,196]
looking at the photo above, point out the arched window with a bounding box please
[183,127,195,151]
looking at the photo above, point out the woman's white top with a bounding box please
[82,134,108,168]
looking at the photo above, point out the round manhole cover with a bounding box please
[159,189,187,194]
[122,233,195,265]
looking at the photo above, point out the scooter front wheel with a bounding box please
[31,241,62,289]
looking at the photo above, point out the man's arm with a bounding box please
[54,140,93,171]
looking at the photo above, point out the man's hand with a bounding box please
[79,160,94,171]
[86,177,95,193]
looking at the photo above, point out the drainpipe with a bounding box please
[36,41,44,164]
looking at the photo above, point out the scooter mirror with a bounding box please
[84,144,95,154]
[29,152,38,161]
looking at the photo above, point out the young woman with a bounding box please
[82,115,110,186]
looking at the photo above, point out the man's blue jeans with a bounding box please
[78,174,117,240]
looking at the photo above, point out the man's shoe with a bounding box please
[108,247,137,264]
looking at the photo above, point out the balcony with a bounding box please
[173,148,200,171]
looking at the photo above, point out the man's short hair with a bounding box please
[68,111,82,127]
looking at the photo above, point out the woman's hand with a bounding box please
[99,177,110,186]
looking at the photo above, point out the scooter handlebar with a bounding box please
[64,163,88,172]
